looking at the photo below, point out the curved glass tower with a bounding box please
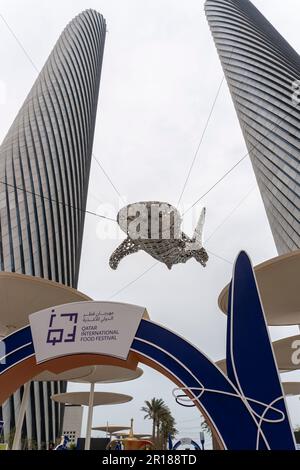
[0,8,105,285]
[0,10,106,448]
[205,0,300,254]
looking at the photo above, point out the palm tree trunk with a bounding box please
[156,422,160,449]
[152,418,156,441]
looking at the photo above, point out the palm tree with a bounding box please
[155,405,169,447]
[160,412,177,450]
[141,398,166,442]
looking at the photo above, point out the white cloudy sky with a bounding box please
[0,0,299,447]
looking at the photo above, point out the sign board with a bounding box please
[30,301,146,364]
[180,438,192,446]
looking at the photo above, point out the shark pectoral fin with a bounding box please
[109,250,121,270]
[109,237,140,270]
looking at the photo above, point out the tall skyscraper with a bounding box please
[0,10,106,448]
[205,0,300,254]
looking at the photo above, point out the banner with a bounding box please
[30,302,146,364]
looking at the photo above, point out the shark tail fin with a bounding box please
[192,207,206,247]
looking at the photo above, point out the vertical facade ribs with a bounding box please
[205,0,300,254]
[0,9,106,285]
[0,9,106,448]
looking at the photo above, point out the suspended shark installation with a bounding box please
[109,201,209,270]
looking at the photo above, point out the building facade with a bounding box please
[205,0,300,254]
[62,405,83,447]
[0,9,106,448]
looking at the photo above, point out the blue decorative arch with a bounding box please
[0,252,296,450]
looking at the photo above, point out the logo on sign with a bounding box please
[46,311,78,346]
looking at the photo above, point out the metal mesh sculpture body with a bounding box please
[109,202,208,270]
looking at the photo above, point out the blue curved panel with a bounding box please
[133,321,262,450]
[227,251,296,450]
[0,327,33,375]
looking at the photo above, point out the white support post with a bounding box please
[12,382,31,450]
[85,383,95,450]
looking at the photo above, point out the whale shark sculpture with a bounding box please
[109,201,208,270]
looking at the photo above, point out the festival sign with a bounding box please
[30,302,146,364]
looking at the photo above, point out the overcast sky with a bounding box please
[0,0,299,447]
